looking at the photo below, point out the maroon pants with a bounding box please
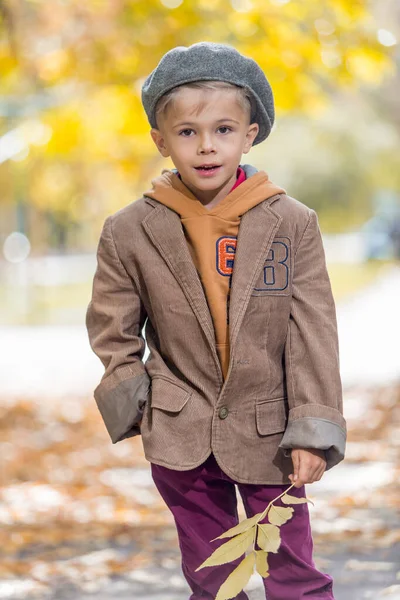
[151,452,334,600]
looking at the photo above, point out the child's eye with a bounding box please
[218,126,232,134]
[179,129,194,137]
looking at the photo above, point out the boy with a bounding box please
[86,42,347,599]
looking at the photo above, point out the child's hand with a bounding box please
[288,448,327,488]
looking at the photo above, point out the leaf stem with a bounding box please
[273,482,296,503]
[252,483,296,552]
[260,482,296,519]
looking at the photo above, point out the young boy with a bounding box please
[86,42,347,600]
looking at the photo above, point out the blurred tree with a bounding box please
[0,0,396,246]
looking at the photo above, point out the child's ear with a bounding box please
[243,122,259,154]
[150,128,170,158]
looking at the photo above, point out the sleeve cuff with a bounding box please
[279,416,346,470]
[94,369,151,444]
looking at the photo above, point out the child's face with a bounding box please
[150,87,259,198]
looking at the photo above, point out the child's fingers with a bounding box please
[309,457,327,482]
[301,460,326,485]
[314,462,327,481]
[294,454,315,487]
[289,451,327,487]
[289,450,301,485]
[289,477,304,488]
[295,463,310,487]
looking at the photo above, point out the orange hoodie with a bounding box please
[144,165,286,379]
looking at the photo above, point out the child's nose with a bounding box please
[198,134,216,154]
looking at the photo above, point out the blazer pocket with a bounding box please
[150,375,192,412]
[256,397,288,436]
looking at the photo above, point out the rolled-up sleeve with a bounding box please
[86,215,150,444]
[279,209,347,470]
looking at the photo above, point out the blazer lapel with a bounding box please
[142,202,223,380]
[228,199,282,350]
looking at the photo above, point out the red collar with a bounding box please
[230,166,246,191]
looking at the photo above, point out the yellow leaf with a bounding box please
[215,553,256,600]
[255,550,270,578]
[281,493,315,506]
[195,528,255,571]
[211,508,269,541]
[257,523,281,554]
[267,505,294,526]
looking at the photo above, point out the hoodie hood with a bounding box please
[143,164,286,219]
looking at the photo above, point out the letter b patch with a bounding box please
[252,237,292,296]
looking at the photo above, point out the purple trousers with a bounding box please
[151,452,334,600]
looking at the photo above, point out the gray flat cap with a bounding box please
[141,42,275,146]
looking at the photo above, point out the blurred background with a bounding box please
[0,1,399,599]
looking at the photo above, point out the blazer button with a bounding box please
[219,406,229,419]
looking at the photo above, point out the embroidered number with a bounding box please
[216,236,237,324]
[216,236,237,277]
[254,240,289,292]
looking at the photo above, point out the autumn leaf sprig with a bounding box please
[195,484,314,600]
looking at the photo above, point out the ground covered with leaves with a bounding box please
[0,382,399,599]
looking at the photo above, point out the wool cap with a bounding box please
[141,41,275,146]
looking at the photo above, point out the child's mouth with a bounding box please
[194,165,221,177]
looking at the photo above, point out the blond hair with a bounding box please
[154,81,255,128]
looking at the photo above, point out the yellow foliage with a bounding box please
[195,527,255,570]
[267,504,294,526]
[0,0,395,215]
[346,47,395,84]
[255,550,269,578]
[257,523,281,553]
[281,492,315,506]
[197,483,314,598]
[211,508,269,541]
[215,553,256,600]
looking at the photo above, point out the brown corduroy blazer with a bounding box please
[86,173,347,484]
